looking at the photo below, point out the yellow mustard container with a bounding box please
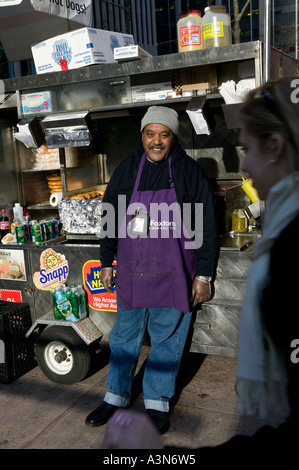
[241,178,259,203]
[231,209,248,233]
[203,5,231,49]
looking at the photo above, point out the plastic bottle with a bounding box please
[53,286,64,320]
[61,285,79,322]
[23,215,32,242]
[53,285,74,320]
[0,209,10,240]
[177,10,203,52]
[202,5,231,49]
[13,203,24,223]
[77,285,87,319]
[241,178,259,203]
[70,287,80,320]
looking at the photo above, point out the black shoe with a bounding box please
[146,409,169,434]
[85,402,121,427]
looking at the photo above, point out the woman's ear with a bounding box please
[265,133,285,161]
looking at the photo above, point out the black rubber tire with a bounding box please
[36,326,91,384]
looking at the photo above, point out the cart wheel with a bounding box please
[36,326,91,385]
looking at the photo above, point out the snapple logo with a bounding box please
[37,261,69,288]
[52,39,72,66]
[33,249,69,292]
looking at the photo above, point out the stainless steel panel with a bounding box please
[191,300,241,357]
[26,312,102,345]
[212,279,246,301]
[216,250,253,279]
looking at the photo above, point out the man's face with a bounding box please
[142,124,175,162]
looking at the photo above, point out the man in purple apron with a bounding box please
[86,106,217,434]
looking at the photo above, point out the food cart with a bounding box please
[0,41,298,384]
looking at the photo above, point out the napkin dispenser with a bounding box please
[41,111,94,148]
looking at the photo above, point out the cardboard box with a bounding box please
[172,65,218,92]
[114,45,151,62]
[21,91,55,114]
[131,82,179,103]
[32,27,135,74]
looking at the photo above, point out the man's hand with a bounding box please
[100,267,115,294]
[191,278,211,306]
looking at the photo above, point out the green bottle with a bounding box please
[70,287,80,320]
[53,285,72,320]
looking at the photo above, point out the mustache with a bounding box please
[149,145,166,150]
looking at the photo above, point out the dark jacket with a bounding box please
[99,140,218,277]
[170,214,299,461]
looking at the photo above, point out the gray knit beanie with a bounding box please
[140,106,179,135]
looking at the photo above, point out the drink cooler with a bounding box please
[0,300,36,384]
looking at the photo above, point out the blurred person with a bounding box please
[85,106,218,434]
[101,78,299,454]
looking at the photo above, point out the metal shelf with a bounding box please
[3,41,264,92]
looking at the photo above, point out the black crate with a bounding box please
[0,300,36,384]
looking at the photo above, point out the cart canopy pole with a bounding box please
[264,0,271,83]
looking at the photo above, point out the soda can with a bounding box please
[11,222,18,235]
[45,221,53,240]
[22,221,32,242]
[16,225,26,244]
[31,223,43,244]
[39,221,47,241]
[51,219,59,238]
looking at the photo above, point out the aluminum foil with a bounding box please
[58,199,102,235]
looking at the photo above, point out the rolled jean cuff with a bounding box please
[144,399,169,412]
[104,391,130,408]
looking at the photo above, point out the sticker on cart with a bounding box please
[82,260,117,312]
[0,289,23,303]
[33,248,69,292]
[0,248,26,281]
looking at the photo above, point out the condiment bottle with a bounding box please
[231,209,248,233]
[177,10,203,52]
[203,5,231,49]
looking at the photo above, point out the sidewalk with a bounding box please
[0,346,279,450]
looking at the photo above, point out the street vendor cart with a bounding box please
[0,41,298,384]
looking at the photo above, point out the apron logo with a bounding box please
[100,196,203,249]
[150,220,176,229]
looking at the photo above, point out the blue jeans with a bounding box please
[104,300,192,412]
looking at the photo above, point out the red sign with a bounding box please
[82,260,117,312]
[0,289,23,303]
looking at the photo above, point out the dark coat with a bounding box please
[175,214,299,461]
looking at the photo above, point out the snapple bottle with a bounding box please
[177,10,203,52]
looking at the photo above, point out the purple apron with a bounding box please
[115,152,196,313]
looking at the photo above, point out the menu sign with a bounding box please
[82,260,117,312]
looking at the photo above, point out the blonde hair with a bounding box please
[239,77,299,161]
